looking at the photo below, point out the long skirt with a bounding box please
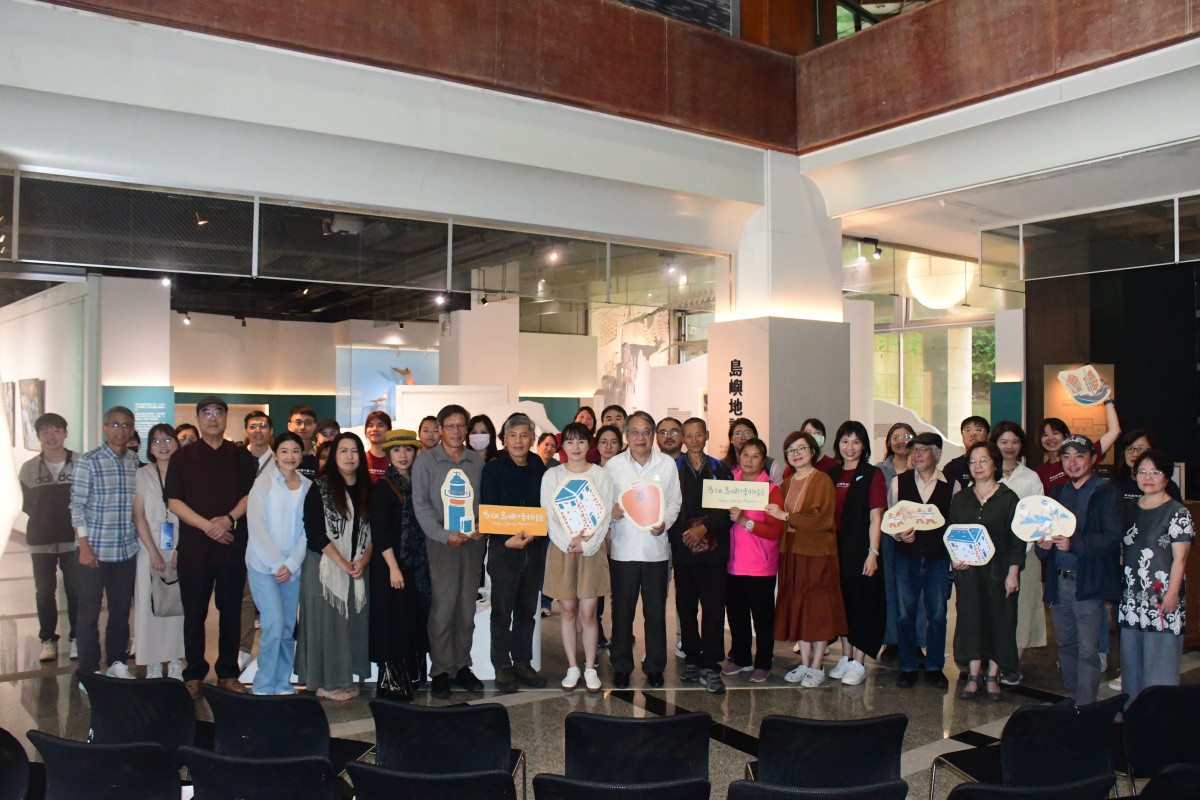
[295,550,370,691]
[953,564,1019,673]
[133,548,185,666]
[774,553,848,643]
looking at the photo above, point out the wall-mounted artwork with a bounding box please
[2,381,14,443]
[18,378,45,450]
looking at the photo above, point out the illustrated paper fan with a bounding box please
[618,478,665,531]
[882,501,946,536]
[1057,365,1110,406]
[552,475,608,539]
[1011,495,1076,542]
[943,524,995,566]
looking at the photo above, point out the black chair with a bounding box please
[76,669,196,759]
[728,779,909,800]
[1122,685,1200,794]
[563,711,711,783]
[930,694,1126,800]
[27,729,180,800]
[946,775,1116,800]
[202,685,330,758]
[532,773,710,800]
[1125,763,1200,800]
[746,714,907,786]
[179,745,340,800]
[347,762,516,800]
[0,727,29,800]
[370,699,525,794]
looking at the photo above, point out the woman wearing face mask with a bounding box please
[876,422,915,662]
[1035,385,1121,493]
[468,414,499,462]
[801,418,838,473]
[723,418,783,484]
[131,424,186,680]
[363,411,392,483]
[245,432,311,695]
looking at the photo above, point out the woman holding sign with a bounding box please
[947,441,1022,701]
[481,413,548,693]
[541,422,614,692]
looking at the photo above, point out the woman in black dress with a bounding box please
[368,429,430,699]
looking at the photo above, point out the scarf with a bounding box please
[315,477,369,619]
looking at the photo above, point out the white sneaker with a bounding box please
[106,662,134,679]
[1109,675,1123,691]
[39,640,58,662]
[584,668,601,693]
[828,656,850,680]
[561,667,581,690]
[167,659,185,681]
[784,665,810,684]
[801,669,826,688]
[675,641,686,659]
[145,663,163,678]
[238,651,253,671]
[69,639,78,660]
[840,660,866,686]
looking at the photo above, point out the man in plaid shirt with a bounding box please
[70,405,141,677]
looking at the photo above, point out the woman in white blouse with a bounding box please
[245,432,311,695]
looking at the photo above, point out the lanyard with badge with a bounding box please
[156,467,176,551]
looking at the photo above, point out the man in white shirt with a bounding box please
[605,411,682,689]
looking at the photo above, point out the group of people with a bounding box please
[19,389,1191,707]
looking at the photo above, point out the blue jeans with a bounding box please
[247,567,300,695]
[883,535,927,649]
[1119,626,1183,706]
[893,553,949,673]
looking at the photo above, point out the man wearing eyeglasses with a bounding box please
[70,406,141,678]
[1036,434,1123,705]
[166,395,257,696]
[655,418,684,461]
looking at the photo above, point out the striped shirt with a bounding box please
[69,444,140,562]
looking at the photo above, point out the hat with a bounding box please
[383,429,421,451]
[912,431,942,450]
[316,418,340,433]
[1059,434,1094,455]
[195,395,228,415]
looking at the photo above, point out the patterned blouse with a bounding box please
[1119,499,1195,634]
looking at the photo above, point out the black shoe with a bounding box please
[512,663,547,689]
[646,671,664,688]
[431,673,451,699]
[613,671,630,689]
[895,671,918,688]
[681,664,700,683]
[999,670,1022,686]
[925,670,949,689]
[454,667,484,692]
[878,645,898,662]
[494,666,519,693]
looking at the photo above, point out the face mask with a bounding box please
[812,433,825,448]
[468,433,491,452]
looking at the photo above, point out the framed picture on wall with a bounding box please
[19,378,45,450]
[2,381,14,443]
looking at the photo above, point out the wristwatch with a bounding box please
[744,518,756,532]
[225,513,235,527]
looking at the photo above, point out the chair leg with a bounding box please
[521,753,527,800]
[929,762,939,800]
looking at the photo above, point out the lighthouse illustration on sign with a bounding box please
[441,468,475,534]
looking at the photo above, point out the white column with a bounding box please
[439,298,520,402]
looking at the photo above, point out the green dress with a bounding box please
[949,484,1023,673]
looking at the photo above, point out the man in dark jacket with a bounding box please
[668,417,734,693]
[1037,434,1122,705]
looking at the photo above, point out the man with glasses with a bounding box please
[287,404,319,478]
[166,395,257,697]
[1036,434,1123,705]
[70,406,141,677]
[606,411,683,689]
[655,418,684,460]
[412,404,487,699]
[888,432,954,689]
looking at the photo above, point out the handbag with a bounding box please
[376,659,414,702]
[150,565,185,618]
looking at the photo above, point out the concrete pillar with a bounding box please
[439,297,520,402]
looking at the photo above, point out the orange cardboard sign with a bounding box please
[618,478,665,531]
[478,505,548,537]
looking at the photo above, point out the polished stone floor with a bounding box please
[3,532,1196,799]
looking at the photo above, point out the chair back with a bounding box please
[76,669,195,757]
[179,745,339,800]
[1123,684,1200,782]
[756,714,907,787]
[27,729,179,800]
[532,774,710,800]
[202,685,330,759]
[727,779,909,800]
[370,699,512,774]
[0,728,29,800]
[946,775,1115,800]
[347,763,517,800]
[1138,763,1200,800]
[999,695,1125,786]
[564,711,711,783]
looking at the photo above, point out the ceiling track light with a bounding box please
[183,312,191,325]
[161,276,172,287]
[194,211,208,226]
[479,295,488,306]
[867,238,883,259]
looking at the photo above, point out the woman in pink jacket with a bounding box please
[722,438,784,683]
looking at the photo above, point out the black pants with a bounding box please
[610,560,669,674]
[487,537,545,669]
[179,560,246,681]
[674,559,727,671]
[32,550,80,642]
[75,556,136,673]
[726,574,776,670]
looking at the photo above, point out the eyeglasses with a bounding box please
[730,430,753,439]
[106,421,134,430]
[628,429,653,439]
[910,445,932,455]
[199,409,226,419]
[657,428,681,437]
[891,433,914,441]
[785,446,811,456]
[150,437,174,445]
[968,458,993,466]
[1125,445,1149,455]
[246,422,270,431]
[1136,469,1164,478]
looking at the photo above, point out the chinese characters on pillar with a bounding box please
[728,358,743,423]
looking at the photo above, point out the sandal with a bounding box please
[957,674,982,700]
[985,674,1003,702]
